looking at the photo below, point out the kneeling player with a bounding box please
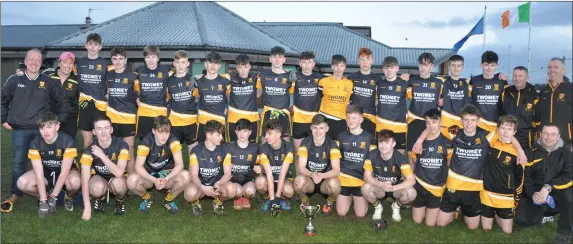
[16,112,80,217]
[294,114,342,216]
[225,119,259,210]
[410,109,452,226]
[184,120,236,216]
[256,118,295,212]
[361,129,416,222]
[126,116,190,214]
[79,115,130,220]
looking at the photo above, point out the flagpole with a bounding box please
[483,5,487,52]
[527,1,532,72]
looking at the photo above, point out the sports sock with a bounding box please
[300,194,309,204]
[192,200,200,205]
[326,196,335,204]
[64,192,73,200]
[142,192,151,200]
[164,191,175,202]
[372,200,380,207]
[215,196,223,205]
[263,194,269,200]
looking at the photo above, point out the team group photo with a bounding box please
[0,1,571,243]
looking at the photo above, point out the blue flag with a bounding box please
[452,16,484,51]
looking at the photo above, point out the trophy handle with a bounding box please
[300,205,305,216]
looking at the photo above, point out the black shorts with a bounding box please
[136,116,155,139]
[261,110,291,138]
[407,119,426,151]
[362,117,376,136]
[231,174,255,186]
[78,101,106,131]
[112,123,136,138]
[481,204,514,219]
[439,189,481,217]
[327,119,347,140]
[60,118,78,140]
[44,169,61,190]
[228,121,258,143]
[412,183,442,209]
[197,122,226,143]
[293,122,311,140]
[171,124,198,145]
[340,186,362,197]
[393,132,407,150]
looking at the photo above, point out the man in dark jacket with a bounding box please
[1,48,71,212]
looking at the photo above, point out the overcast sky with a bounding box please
[1,1,571,83]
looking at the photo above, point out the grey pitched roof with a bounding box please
[1,24,86,48]
[47,2,298,55]
[255,22,455,68]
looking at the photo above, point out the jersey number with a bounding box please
[240,155,244,160]
[352,142,357,147]
[423,83,428,88]
[485,85,492,90]
[50,171,56,186]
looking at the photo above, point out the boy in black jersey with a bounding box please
[167,50,198,153]
[127,116,190,215]
[17,112,80,217]
[79,115,129,220]
[439,55,470,138]
[410,108,452,227]
[294,114,342,216]
[348,48,380,136]
[227,54,260,143]
[184,120,235,216]
[256,118,295,212]
[226,119,259,211]
[362,129,416,222]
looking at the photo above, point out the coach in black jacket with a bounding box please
[0,48,71,212]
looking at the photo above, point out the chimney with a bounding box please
[80,16,92,30]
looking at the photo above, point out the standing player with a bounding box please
[362,129,416,222]
[105,47,138,173]
[410,108,452,227]
[336,106,376,217]
[348,48,381,136]
[134,45,171,140]
[184,120,235,216]
[319,55,354,140]
[294,114,342,216]
[256,118,295,212]
[376,56,409,154]
[293,51,324,152]
[167,50,198,153]
[126,116,190,214]
[225,119,259,210]
[227,54,260,143]
[79,115,129,220]
[76,33,112,149]
[16,112,80,217]
[194,51,231,143]
[470,51,508,133]
[480,115,524,234]
[440,55,470,138]
[257,46,295,142]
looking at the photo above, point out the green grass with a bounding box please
[1,128,560,243]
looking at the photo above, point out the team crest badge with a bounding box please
[158,72,163,79]
[475,138,482,145]
[247,154,253,161]
[360,141,366,149]
[430,82,436,89]
[370,80,376,86]
[96,64,102,71]
[217,84,223,91]
[248,78,253,83]
[314,78,319,83]
[395,86,401,92]
[161,149,166,157]
[558,93,565,101]
[56,149,62,157]
[343,87,349,92]
[526,103,533,111]
[111,153,117,161]
[281,154,285,160]
[459,80,463,87]
[322,152,326,159]
[437,146,443,154]
[67,83,73,90]
[122,78,129,84]
[392,165,396,172]
[39,81,45,88]
[281,78,287,84]
[494,84,499,91]
[503,156,512,166]
[186,81,190,87]
[217,156,222,163]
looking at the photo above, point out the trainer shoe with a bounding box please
[138,198,153,213]
[372,203,383,221]
[234,198,243,211]
[261,199,271,213]
[115,201,125,216]
[192,201,203,216]
[279,199,291,211]
[391,201,402,222]
[64,194,74,212]
[94,198,105,213]
[164,202,179,215]
[542,216,555,224]
[322,202,333,216]
[213,200,225,216]
[242,198,251,210]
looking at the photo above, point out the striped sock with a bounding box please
[192,200,200,205]
[64,192,73,200]
[300,195,309,204]
[164,191,175,202]
[326,196,335,204]
[372,200,380,207]
[215,196,223,205]
[142,192,151,200]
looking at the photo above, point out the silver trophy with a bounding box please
[301,205,321,236]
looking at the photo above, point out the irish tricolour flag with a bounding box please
[501,2,530,29]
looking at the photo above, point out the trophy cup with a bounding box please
[301,205,321,236]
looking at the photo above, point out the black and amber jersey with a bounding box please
[364,150,412,185]
[134,65,171,117]
[441,76,470,128]
[44,68,80,120]
[106,70,138,124]
[407,75,444,122]
[80,136,129,178]
[336,130,376,187]
[167,74,197,127]
[481,139,524,209]
[193,74,231,124]
[377,78,409,133]
[410,134,453,197]
[189,142,228,186]
[297,136,341,173]
[469,75,507,131]
[318,76,353,120]
[293,72,324,124]
[224,141,259,179]
[136,133,182,173]
[228,72,259,123]
[523,144,572,198]
[258,139,294,182]
[535,81,573,143]
[501,83,539,148]
[74,57,111,110]
[28,132,78,172]
[445,129,497,191]
[257,70,294,112]
[348,72,382,117]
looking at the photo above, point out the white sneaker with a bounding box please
[542,216,555,224]
[372,203,383,221]
[391,201,402,222]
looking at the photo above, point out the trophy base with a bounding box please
[304,232,317,236]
